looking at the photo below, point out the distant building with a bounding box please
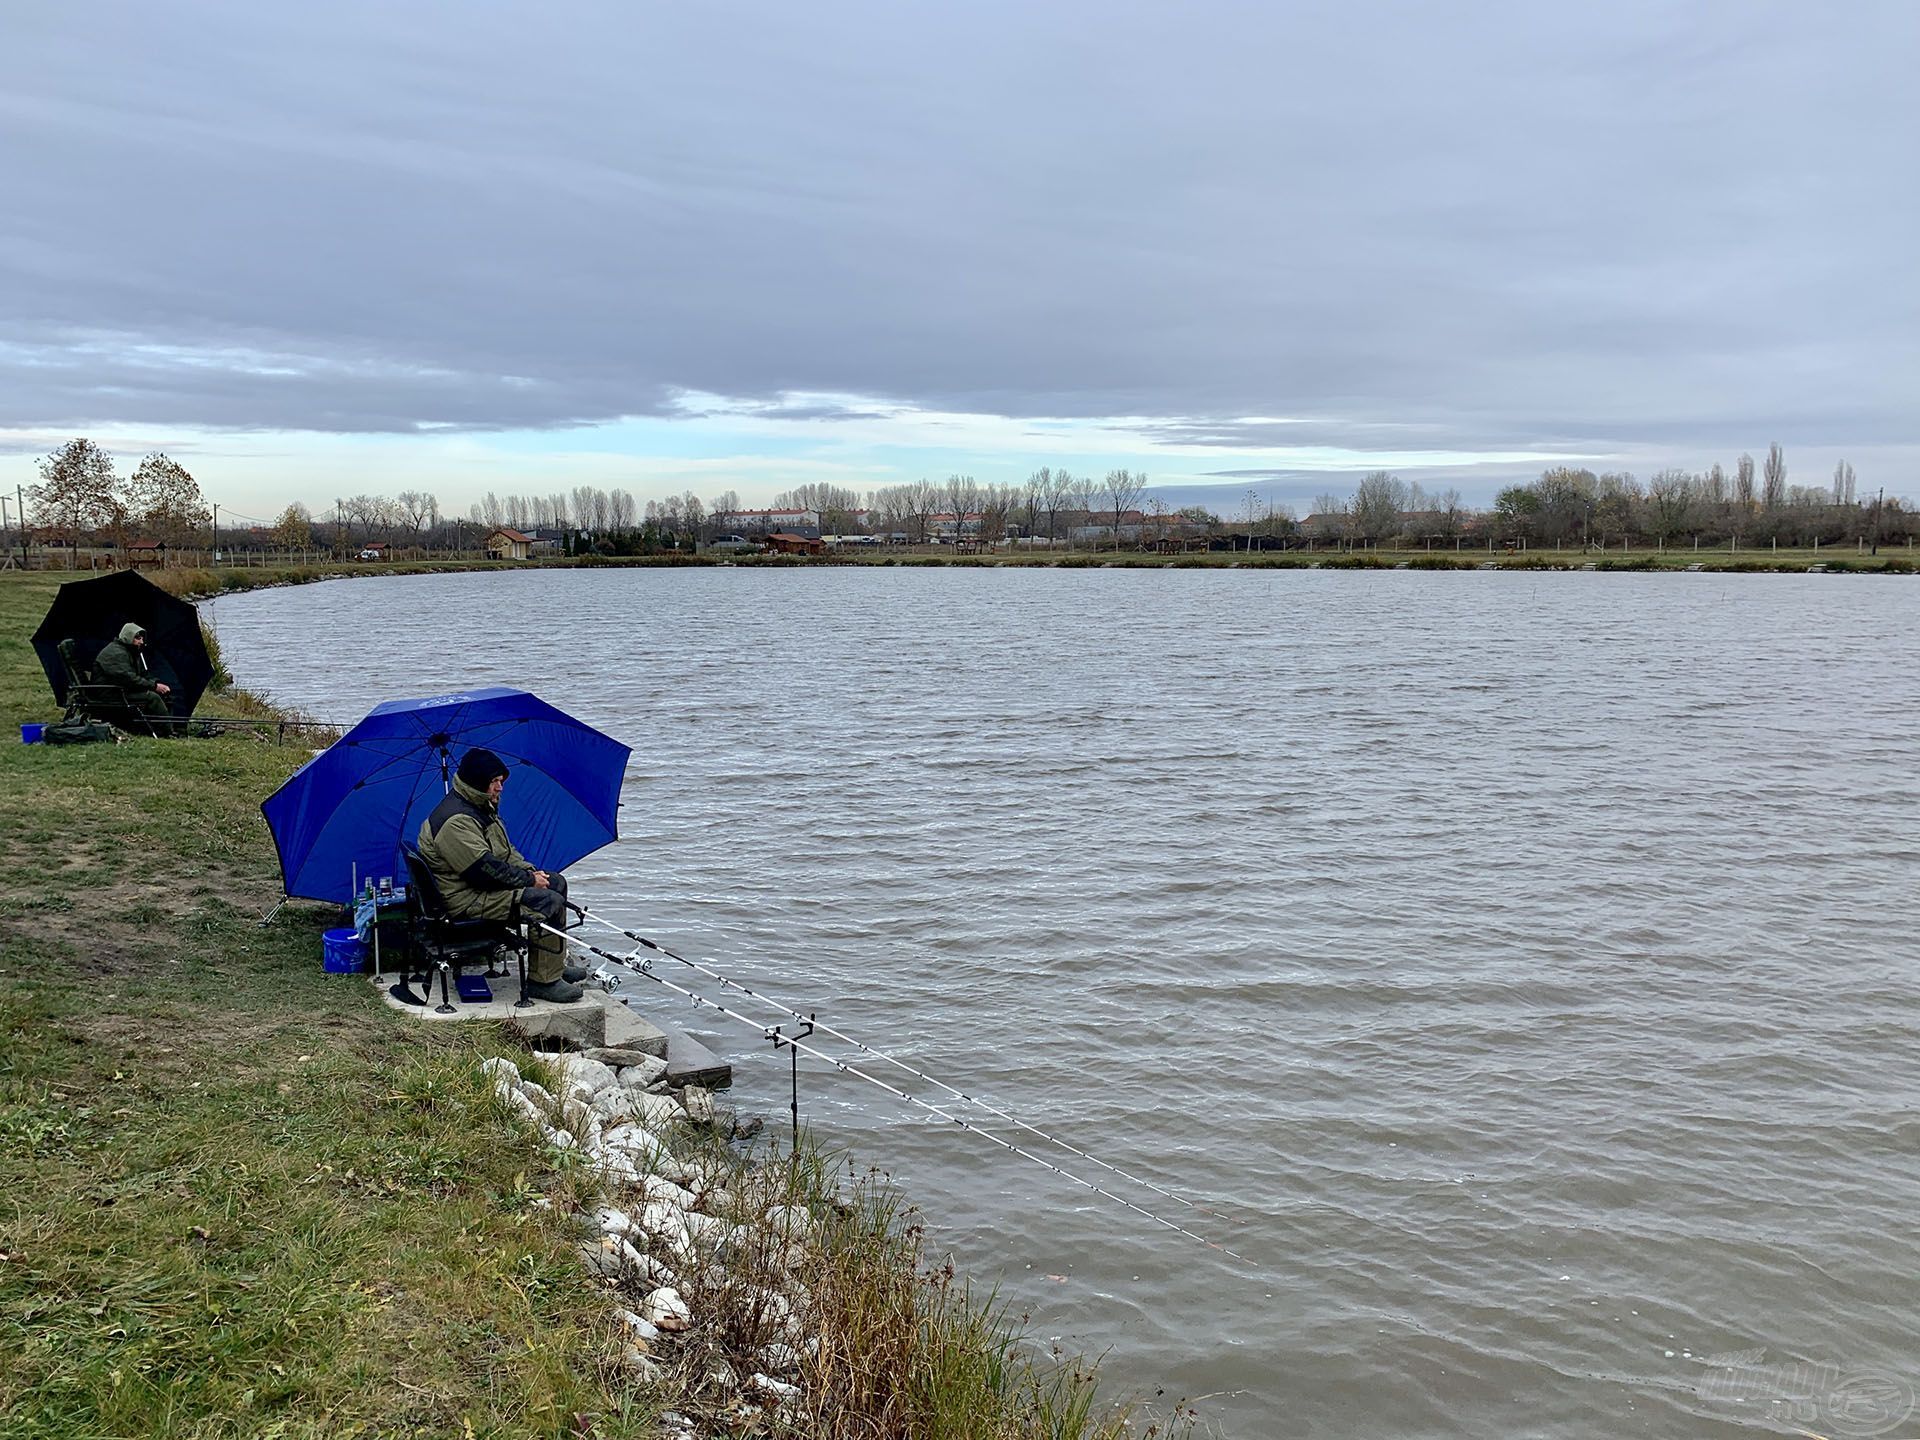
[715,508,821,540]
[485,527,534,560]
[124,538,166,566]
[356,541,390,561]
[763,532,825,555]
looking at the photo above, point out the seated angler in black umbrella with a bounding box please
[416,747,593,1004]
[93,623,175,733]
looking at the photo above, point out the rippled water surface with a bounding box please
[207,568,1920,1438]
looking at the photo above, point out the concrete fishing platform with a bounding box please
[371,976,730,1088]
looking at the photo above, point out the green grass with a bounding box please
[0,575,648,1438]
[0,571,1148,1440]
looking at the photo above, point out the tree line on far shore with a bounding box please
[15,436,1913,559]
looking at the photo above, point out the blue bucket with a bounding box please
[20,723,43,745]
[322,927,366,975]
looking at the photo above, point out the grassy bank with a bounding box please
[0,571,1139,1439]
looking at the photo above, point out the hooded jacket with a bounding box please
[93,623,159,694]
[416,774,535,921]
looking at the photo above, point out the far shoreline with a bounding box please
[132,543,1920,605]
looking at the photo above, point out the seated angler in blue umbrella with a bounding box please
[416,747,594,1003]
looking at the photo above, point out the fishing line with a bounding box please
[541,923,1251,1264]
[568,905,1231,1220]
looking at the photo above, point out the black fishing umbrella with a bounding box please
[30,570,214,718]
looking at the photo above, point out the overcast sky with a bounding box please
[3,1,1915,519]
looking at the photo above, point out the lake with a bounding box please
[206,566,1920,1438]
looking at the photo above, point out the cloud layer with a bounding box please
[3,1,1916,481]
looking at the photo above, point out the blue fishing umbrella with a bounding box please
[261,687,630,904]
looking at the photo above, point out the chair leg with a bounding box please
[514,941,533,1008]
[434,960,456,1015]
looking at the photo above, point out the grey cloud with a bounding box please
[1,0,1915,473]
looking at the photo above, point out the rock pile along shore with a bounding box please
[483,1052,813,1437]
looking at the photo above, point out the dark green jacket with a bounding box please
[94,624,159,694]
[417,775,533,921]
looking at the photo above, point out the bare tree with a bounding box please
[977,482,1016,544]
[940,474,982,542]
[1043,470,1075,546]
[1307,493,1348,542]
[1762,442,1787,510]
[30,438,121,562]
[1832,460,1856,507]
[905,478,941,544]
[395,490,438,537]
[1435,487,1464,539]
[125,453,210,547]
[1702,463,1728,508]
[1646,469,1696,543]
[1350,471,1409,545]
[774,482,862,533]
[1101,469,1147,548]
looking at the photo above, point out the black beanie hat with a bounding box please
[457,747,508,788]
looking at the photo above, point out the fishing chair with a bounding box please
[57,638,165,736]
[396,846,531,1013]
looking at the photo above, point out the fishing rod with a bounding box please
[542,923,1251,1264]
[565,903,1230,1221]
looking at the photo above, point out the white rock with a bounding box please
[616,1308,661,1342]
[637,1174,697,1210]
[600,1150,642,1183]
[595,1207,634,1237]
[480,1057,521,1084]
[578,1237,622,1279]
[655,1164,693,1189]
[559,1096,593,1129]
[516,1079,557,1112]
[639,1286,692,1331]
[615,1056,669,1088]
[551,1054,620,1099]
[632,1253,678,1289]
[636,1202,696,1261]
[621,1346,661,1381]
[601,1125,668,1170]
[750,1372,801,1402]
[500,1088,544,1126]
[546,1127,576,1150]
[638,1200,692,1236]
[598,1089,683,1126]
[589,1087,639,1121]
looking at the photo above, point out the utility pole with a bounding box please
[16,484,27,567]
[210,501,219,562]
[1871,486,1884,556]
